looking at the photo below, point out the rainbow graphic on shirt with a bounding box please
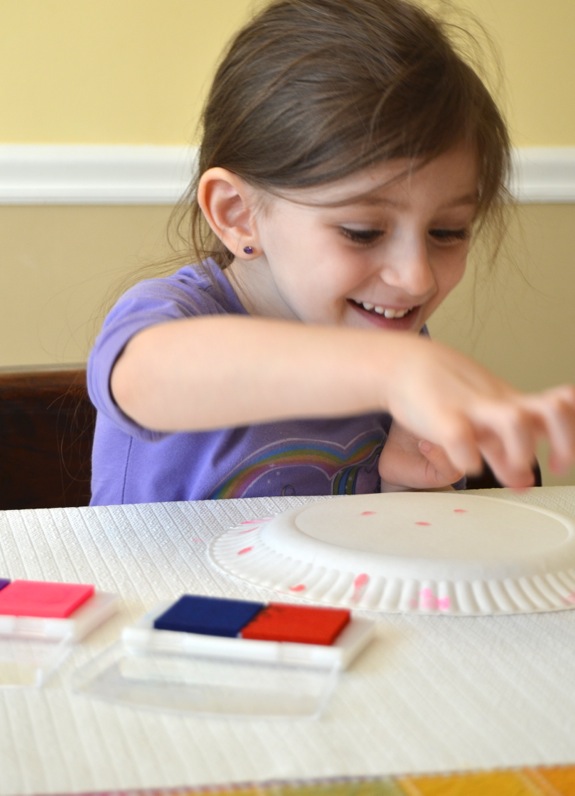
[209,431,382,499]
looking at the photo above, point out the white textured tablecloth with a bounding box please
[1,487,575,795]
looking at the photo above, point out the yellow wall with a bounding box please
[0,0,574,146]
[440,0,575,146]
[0,0,253,145]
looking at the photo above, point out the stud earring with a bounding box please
[243,245,255,255]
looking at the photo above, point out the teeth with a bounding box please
[359,301,411,319]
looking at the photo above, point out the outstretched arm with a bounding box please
[110,315,575,489]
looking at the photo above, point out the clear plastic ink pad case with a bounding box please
[72,594,377,718]
[0,579,119,686]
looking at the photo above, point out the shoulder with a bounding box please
[113,259,245,320]
[87,260,244,423]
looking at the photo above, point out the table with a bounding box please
[1,487,575,795]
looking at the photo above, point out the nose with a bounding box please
[379,234,436,299]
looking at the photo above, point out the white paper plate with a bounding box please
[210,492,575,616]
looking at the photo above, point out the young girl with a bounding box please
[88,0,575,505]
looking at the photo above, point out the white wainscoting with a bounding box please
[0,145,574,205]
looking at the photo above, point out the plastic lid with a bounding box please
[72,640,338,719]
[0,636,71,687]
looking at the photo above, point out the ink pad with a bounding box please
[0,579,119,687]
[241,603,350,645]
[145,595,374,668]
[73,594,377,717]
[153,594,265,637]
[0,580,94,618]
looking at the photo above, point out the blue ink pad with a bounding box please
[153,594,265,637]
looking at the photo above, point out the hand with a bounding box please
[379,422,464,492]
[381,337,575,489]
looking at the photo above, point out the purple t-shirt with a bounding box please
[88,260,390,504]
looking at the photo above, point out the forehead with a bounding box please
[275,146,480,211]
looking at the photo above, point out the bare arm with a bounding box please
[111,315,384,429]
[111,314,575,488]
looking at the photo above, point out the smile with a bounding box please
[355,301,413,319]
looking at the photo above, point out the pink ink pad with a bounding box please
[0,580,94,618]
[0,581,119,684]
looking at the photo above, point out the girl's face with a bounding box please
[228,145,479,334]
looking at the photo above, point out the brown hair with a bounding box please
[175,0,511,268]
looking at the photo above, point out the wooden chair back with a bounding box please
[0,367,95,510]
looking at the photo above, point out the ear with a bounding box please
[197,167,259,258]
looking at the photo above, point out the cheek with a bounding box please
[439,255,467,296]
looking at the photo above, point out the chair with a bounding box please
[0,367,95,510]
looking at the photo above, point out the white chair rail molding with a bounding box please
[0,145,574,205]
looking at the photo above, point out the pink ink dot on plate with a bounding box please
[564,592,575,605]
[415,521,431,527]
[237,527,258,535]
[289,584,307,593]
[419,588,451,612]
[453,509,467,514]
[360,511,376,516]
[240,519,263,525]
[237,546,254,555]
[420,588,438,609]
[352,573,370,600]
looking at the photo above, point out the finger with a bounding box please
[481,444,536,489]
[475,416,537,489]
[524,387,575,473]
[437,417,484,477]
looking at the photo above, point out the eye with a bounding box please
[429,227,470,244]
[340,227,383,246]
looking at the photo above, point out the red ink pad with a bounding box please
[241,602,351,646]
[0,579,10,591]
[0,580,95,618]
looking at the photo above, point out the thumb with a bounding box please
[379,435,464,491]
